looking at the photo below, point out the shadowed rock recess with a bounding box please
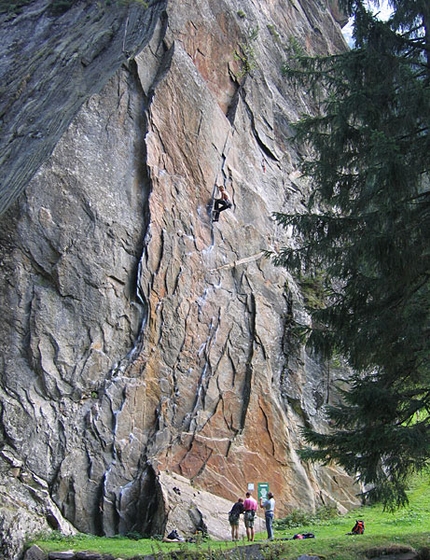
[0,0,359,558]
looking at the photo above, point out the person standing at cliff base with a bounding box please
[243,491,258,541]
[228,497,244,541]
[260,491,275,541]
[212,185,232,222]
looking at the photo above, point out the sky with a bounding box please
[342,0,394,47]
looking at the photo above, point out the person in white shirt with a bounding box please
[260,492,275,541]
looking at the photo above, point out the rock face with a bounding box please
[0,0,167,214]
[0,1,358,558]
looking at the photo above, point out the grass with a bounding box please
[31,472,430,559]
[30,533,246,558]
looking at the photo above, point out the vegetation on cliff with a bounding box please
[275,0,430,508]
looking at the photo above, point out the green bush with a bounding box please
[274,505,338,529]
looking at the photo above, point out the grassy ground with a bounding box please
[32,472,430,559]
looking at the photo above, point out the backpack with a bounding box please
[351,520,365,534]
[293,533,315,539]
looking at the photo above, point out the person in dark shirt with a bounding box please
[228,497,244,540]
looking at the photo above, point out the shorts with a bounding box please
[244,511,256,528]
[229,514,240,526]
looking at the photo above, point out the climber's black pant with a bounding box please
[213,199,232,221]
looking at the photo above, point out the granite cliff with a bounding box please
[0,1,359,558]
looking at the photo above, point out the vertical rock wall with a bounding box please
[131,0,357,519]
[0,1,359,558]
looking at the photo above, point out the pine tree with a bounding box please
[275,0,430,508]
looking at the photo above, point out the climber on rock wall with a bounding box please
[212,185,232,222]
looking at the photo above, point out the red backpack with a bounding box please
[351,520,365,534]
